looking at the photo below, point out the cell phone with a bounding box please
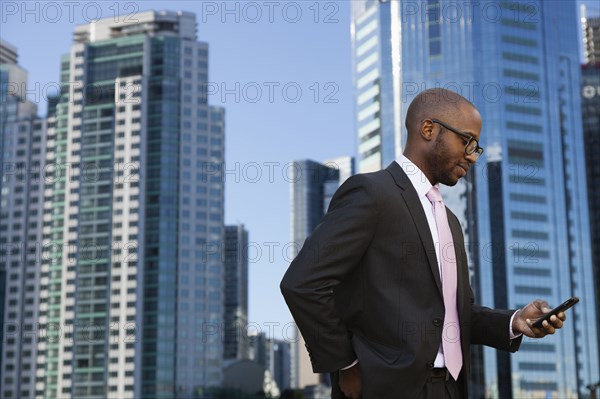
[532,297,579,329]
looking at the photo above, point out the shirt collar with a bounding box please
[396,154,437,199]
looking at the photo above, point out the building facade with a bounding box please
[582,12,600,65]
[223,224,249,363]
[270,338,292,392]
[289,157,354,388]
[27,11,225,399]
[248,332,291,392]
[351,2,402,174]
[0,40,47,399]
[351,1,599,397]
[582,62,600,387]
[582,8,600,375]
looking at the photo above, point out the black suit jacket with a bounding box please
[281,162,521,398]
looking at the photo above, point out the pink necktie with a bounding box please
[426,186,463,380]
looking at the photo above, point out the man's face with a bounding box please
[429,104,482,187]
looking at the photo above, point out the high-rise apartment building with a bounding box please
[288,157,354,388]
[0,40,18,65]
[582,10,600,64]
[351,1,598,397]
[29,11,225,399]
[0,40,47,399]
[224,224,249,363]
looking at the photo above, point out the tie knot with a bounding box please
[426,186,443,203]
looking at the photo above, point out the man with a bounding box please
[280,88,566,398]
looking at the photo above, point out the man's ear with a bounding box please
[420,119,434,141]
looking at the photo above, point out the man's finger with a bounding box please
[549,315,564,328]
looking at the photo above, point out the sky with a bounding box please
[2,0,598,340]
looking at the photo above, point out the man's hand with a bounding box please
[512,299,566,338]
[339,363,361,399]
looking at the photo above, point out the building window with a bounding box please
[510,211,547,222]
[502,51,539,64]
[514,266,550,277]
[515,286,552,295]
[518,362,556,371]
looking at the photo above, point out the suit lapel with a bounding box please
[385,163,442,297]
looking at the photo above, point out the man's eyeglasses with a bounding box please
[431,119,484,158]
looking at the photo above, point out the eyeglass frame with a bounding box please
[430,118,484,158]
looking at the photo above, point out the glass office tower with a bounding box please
[289,157,354,389]
[223,224,249,363]
[34,11,225,399]
[582,61,600,392]
[351,2,402,174]
[582,8,600,374]
[351,1,599,397]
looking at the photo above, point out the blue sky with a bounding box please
[2,0,598,340]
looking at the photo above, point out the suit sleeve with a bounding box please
[470,302,522,352]
[280,174,379,373]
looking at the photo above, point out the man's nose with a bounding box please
[465,152,478,164]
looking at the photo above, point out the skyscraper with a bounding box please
[247,332,291,392]
[582,11,600,64]
[224,224,249,363]
[288,157,354,388]
[0,40,18,65]
[351,1,599,397]
[290,157,355,249]
[0,40,47,399]
[582,59,600,394]
[31,11,225,399]
[351,1,402,174]
[582,10,600,361]
[270,339,292,392]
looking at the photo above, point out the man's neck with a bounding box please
[402,151,435,186]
